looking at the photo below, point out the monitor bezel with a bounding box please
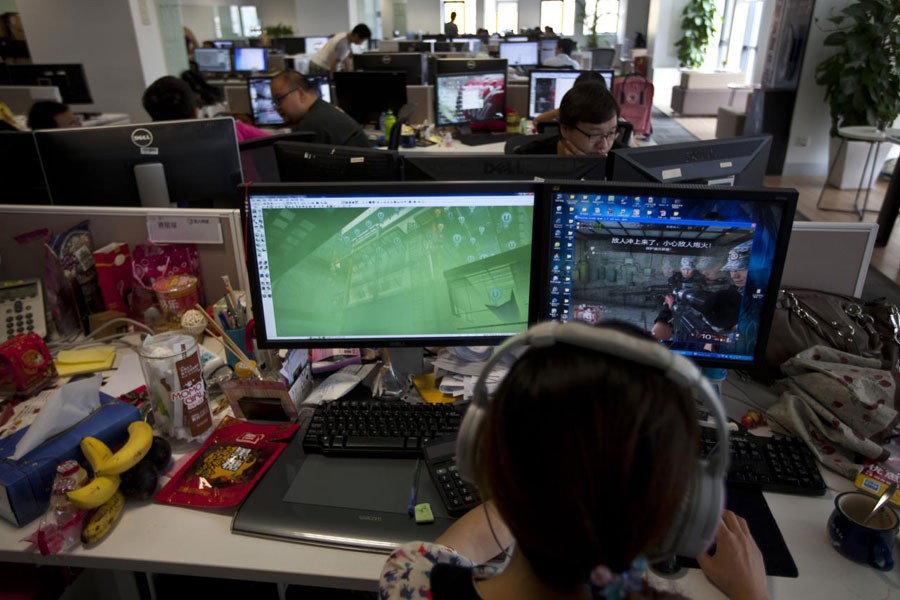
[499,41,540,67]
[537,180,797,369]
[245,181,545,349]
[433,69,508,127]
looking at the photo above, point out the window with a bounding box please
[541,0,576,35]
[496,1,518,35]
[705,0,763,75]
[239,6,261,37]
[582,0,619,36]
[444,0,473,34]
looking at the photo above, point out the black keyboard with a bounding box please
[458,132,518,146]
[701,427,827,496]
[302,400,464,457]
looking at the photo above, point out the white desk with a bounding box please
[0,374,898,598]
[82,113,131,128]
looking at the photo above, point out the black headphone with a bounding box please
[455,321,729,559]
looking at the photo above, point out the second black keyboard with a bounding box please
[302,400,464,457]
[700,426,827,496]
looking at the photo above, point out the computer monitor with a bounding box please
[434,58,508,75]
[397,40,433,53]
[527,69,616,118]
[500,41,540,67]
[609,136,773,187]
[239,131,317,182]
[782,222,877,298]
[506,36,529,42]
[245,181,540,347]
[304,36,330,54]
[307,75,332,103]
[402,153,606,181]
[248,76,282,126]
[539,39,558,64]
[0,132,50,205]
[434,70,506,127]
[333,71,408,126]
[272,37,306,54]
[452,38,482,52]
[6,64,93,104]
[274,142,401,182]
[434,41,469,52]
[353,53,428,85]
[539,180,797,368]
[34,117,243,208]
[234,47,267,72]
[194,48,232,73]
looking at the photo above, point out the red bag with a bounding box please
[132,243,205,306]
[93,242,133,314]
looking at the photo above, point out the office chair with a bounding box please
[387,102,417,151]
[504,132,557,154]
[535,119,633,146]
[591,48,616,69]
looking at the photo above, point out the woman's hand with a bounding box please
[697,510,769,600]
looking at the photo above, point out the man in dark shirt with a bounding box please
[269,70,371,148]
[444,12,459,37]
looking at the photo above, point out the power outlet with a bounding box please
[795,136,810,147]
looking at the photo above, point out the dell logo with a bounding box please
[131,128,153,147]
[381,56,391,65]
[466,60,476,70]
[358,514,382,522]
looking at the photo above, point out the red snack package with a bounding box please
[0,333,57,398]
[93,242,133,314]
[132,243,205,306]
[153,417,298,508]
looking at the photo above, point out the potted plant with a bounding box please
[674,0,717,69]
[814,0,900,189]
[261,23,294,46]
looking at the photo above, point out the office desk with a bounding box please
[400,139,506,154]
[82,113,130,128]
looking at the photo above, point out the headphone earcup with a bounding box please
[658,461,725,558]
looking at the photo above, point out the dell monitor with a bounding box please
[194,48,232,73]
[539,180,797,368]
[239,131,317,182]
[273,37,306,54]
[434,70,506,128]
[245,181,540,347]
[333,71,408,126]
[527,69,615,119]
[402,154,606,181]
[304,36,330,54]
[234,47,267,73]
[499,41,540,67]
[274,141,401,182]
[353,53,428,85]
[609,136,773,187]
[0,132,50,205]
[34,118,243,208]
[397,40,433,53]
[6,64,93,104]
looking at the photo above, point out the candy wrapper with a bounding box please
[154,417,298,508]
[50,221,104,330]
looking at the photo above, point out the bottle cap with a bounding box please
[235,360,258,378]
[57,460,80,476]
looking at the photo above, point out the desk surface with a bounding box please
[0,374,898,597]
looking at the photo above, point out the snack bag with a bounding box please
[154,417,298,508]
[132,243,205,306]
[93,242,133,314]
[49,220,105,323]
[13,228,81,337]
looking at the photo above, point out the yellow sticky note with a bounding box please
[54,346,116,377]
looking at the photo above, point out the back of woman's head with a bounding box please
[473,322,699,589]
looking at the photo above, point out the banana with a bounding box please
[66,474,121,509]
[95,421,154,476]
[80,436,113,474]
[81,490,125,545]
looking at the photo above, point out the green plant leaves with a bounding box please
[676,0,717,69]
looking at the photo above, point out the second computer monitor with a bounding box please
[234,47,267,73]
[195,48,232,73]
[248,77,282,125]
[435,70,507,127]
[402,154,606,181]
[499,41,540,67]
[274,141,401,182]
[333,71,408,126]
[352,53,428,85]
[528,69,615,119]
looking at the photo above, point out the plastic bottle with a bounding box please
[378,111,386,133]
[384,109,397,139]
[701,367,727,399]
[36,460,88,555]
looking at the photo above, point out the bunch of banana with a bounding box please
[82,421,154,476]
[81,490,125,545]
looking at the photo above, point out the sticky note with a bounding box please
[414,503,434,524]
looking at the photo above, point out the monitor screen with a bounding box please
[274,142,401,182]
[195,48,232,73]
[234,47,267,72]
[609,136,773,187]
[528,69,581,118]
[0,132,50,205]
[435,71,506,127]
[273,37,305,54]
[402,153,606,181]
[306,74,332,103]
[353,53,427,85]
[34,118,243,208]
[333,71,408,126]
[506,36,529,42]
[539,181,796,368]
[246,182,540,347]
[213,40,235,49]
[452,38,482,52]
[539,39,558,64]
[304,36,330,54]
[595,69,614,89]
[6,64,93,104]
[782,222,877,298]
[248,76,282,126]
[499,41,540,66]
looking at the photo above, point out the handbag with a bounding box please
[764,288,900,376]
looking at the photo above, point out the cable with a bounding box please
[483,502,512,561]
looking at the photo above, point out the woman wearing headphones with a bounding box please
[380,321,768,599]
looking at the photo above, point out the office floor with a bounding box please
[673,116,900,287]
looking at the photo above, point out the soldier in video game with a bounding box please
[668,256,705,289]
[698,256,732,292]
[721,240,752,291]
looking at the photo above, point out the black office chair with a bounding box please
[387,103,418,151]
[591,48,616,69]
[504,132,557,155]
[535,119,634,146]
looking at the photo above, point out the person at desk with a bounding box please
[269,70,371,148]
[380,321,768,600]
[515,82,620,156]
[543,38,581,69]
[27,101,82,130]
[141,76,269,142]
[309,24,372,78]
[445,12,460,37]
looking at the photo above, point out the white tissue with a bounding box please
[11,375,103,460]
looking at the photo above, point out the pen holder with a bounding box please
[224,325,254,368]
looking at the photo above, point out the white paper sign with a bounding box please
[147,215,223,244]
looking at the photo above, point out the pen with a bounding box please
[408,457,422,517]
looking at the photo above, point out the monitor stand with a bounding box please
[134,163,172,208]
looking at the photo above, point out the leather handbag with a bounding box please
[764,288,900,375]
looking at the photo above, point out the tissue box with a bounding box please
[0,395,139,526]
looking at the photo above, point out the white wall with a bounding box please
[181,4,217,41]
[518,0,540,32]
[647,0,689,70]
[293,0,350,35]
[624,0,649,45]
[0,0,17,13]
[259,0,298,32]
[406,0,440,35]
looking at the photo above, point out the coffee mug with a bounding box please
[828,491,898,571]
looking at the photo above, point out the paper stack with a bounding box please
[432,346,514,400]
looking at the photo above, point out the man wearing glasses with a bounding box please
[270,70,371,148]
[512,82,620,156]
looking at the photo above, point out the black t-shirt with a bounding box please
[292,98,371,148]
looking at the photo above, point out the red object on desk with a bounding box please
[0,334,56,398]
